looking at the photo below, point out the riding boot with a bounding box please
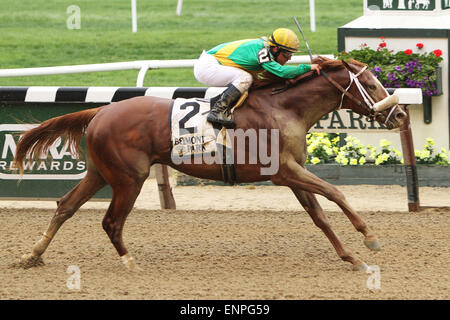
[207,84,242,128]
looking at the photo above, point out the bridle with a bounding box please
[321,64,398,124]
[288,17,399,125]
[270,61,399,125]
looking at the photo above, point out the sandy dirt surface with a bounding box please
[0,180,449,300]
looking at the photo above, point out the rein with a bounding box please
[271,66,368,110]
[322,65,397,124]
[320,68,367,110]
[272,66,371,114]
[345,66,375,109]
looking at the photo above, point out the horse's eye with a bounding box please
[368,84,377,91]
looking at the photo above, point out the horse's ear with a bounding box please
[341,60,354,72]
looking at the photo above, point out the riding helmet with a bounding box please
[268,28,300,53]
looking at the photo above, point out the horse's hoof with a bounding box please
[17,254,45,269]
[364,238,382,251]
[121,254,142,272]
[352,262,368,272]
[125,261,142,272]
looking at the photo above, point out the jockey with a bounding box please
[194,28,321,128]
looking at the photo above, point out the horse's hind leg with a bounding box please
[19,169,106,268]
[101,177,146,271]
[291,188,368,271]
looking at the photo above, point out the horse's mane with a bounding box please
[312,56,365,72]
[250,56,365,91]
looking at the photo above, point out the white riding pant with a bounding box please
[193,51,253,93]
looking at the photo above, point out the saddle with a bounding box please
[170,96,245,186]
[205,71,315,184]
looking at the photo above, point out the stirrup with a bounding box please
[207,112,235,128]
[230,91,248,113]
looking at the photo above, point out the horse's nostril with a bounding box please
[395,111,407,121]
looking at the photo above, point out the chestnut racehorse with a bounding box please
[14,57,406,271]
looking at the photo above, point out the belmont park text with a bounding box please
[171,128,280,175]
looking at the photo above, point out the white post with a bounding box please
[131,0,137,33]
[310,0,316,32]
[176,0,183,16]
[136,64,149,87]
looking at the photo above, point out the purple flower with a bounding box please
[372,67,382,73]
[387,72,396,81]
[408,60,418,68]
[404,60,418,74]
[395,66,402,71]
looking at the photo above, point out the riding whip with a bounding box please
[291,17,364,107]
[292,16,314,63]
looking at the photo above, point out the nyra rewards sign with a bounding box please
[0,124,86,180]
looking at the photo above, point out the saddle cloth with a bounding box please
[170,98,232,160]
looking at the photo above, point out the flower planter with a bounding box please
[338,41,444,125]
[176,164,450,187]
[390,67,442,124]
[422,66,443,123]
[434,66,443,96]
[305,164,450,187]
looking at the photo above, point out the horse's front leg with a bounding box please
[290,188,367,271]
[272,160,381,266]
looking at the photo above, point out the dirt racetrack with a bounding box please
[1,180,449,300]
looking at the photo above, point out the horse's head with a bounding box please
[338,58,407,129]
[250,56,407,130]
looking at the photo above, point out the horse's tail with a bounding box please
[13,107,103,175]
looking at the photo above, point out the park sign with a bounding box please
[368,0,435,11]
[312,110,390,133]
[367,1,450,11]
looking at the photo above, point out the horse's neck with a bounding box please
[241,67,350,131]
[275,71,346,130]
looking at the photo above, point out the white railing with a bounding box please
[0,55,334,87]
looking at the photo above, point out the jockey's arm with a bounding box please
[261,60,311,79]
[285,64,321,85]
